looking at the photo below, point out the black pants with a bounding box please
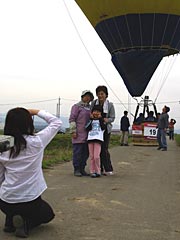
[100,131,113,172]
[0,196,55,228]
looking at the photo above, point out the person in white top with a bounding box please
[86,105,106,177]
[0,108,62,238]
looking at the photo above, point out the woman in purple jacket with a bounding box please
[69,90,94,176]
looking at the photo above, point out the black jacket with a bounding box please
[120,116,130,131]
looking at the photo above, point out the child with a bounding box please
[86,105,106,178]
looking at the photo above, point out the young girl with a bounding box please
[0,108,62,238]
[86,105,106,178]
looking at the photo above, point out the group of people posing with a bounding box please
[69,85,115,178]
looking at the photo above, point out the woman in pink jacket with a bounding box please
[69,90,94,177]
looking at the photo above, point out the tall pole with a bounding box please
[56,97,61,118]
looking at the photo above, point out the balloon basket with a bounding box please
[132,122,158,146]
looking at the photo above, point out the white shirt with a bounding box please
[0,110,62,203]
[87,120,104,142]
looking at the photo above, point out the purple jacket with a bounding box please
[69,101,91,144]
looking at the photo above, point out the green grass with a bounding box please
[175,134,180,146]
[109,134,120,147]
[43,134,72,168]
[43,133,121,168]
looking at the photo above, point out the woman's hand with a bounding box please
[27,109,40,116]
[72,132,77,139]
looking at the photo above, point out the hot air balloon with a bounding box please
[75,0,180,97]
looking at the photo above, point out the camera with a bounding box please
[0,135,14,153]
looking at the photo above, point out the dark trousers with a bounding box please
[100,131,113,172]
[72,143,89,170]
[0,196,55,228]
[169,130,174,140]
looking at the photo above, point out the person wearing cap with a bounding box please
[69,90,94,176]
[91,86,115,175]
[157,105,170,151]
[86,105,106,178]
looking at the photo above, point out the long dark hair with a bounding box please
[4,107,35,158]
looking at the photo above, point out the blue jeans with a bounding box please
[157,128,167,148]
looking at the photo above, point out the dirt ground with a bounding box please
[1,139,180,240]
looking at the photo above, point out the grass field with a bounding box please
[175,134,180,146]
[43,133,120,168]
[1,130,179,168]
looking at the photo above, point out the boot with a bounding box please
[74,167,82,177]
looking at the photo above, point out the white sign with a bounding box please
[132,130,142,135]
[144,126,157,137]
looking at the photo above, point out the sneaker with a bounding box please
[161,148,167,151]
[105,171,114,176]
[95,173,101,177]
[157,147,162,150]
[91,173,97,178]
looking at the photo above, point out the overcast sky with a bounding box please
[0,0,180,129]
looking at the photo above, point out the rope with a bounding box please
[139,14,143,49]
[62,0,129,111]
[125,15,133,48]
[154,55,178,103]
[160,14,170,47]
[151,13,155,49]
[169,17,180,47]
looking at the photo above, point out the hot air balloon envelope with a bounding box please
[75,0,180,96]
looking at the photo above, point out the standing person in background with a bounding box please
[91,86,115,176]
[86,105,106,178]
[169,118,176,140]
[69,90,94,177]
[0,108,62,238]
[120,111,130,146]
[157,105,170,151]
